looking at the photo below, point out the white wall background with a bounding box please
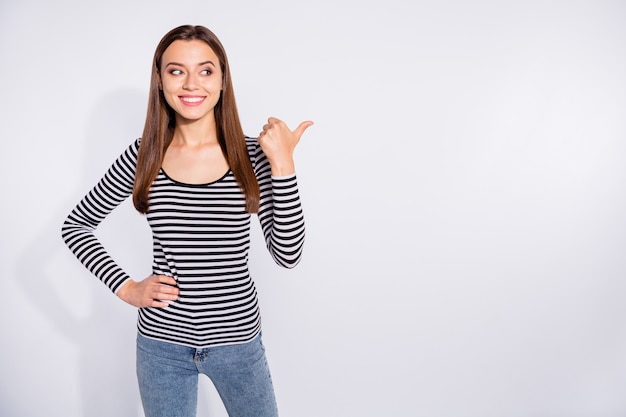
[2,1,626,416]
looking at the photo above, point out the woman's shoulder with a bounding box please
[111,138,142,167]
[127,137,142,158]
[244,136,258,150]
[244,136,267,171]
[244,136,263,159]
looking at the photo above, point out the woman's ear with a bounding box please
[157,72,163,90]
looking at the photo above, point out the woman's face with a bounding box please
[159,39,223,124]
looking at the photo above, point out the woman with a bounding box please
[62,24,312,417]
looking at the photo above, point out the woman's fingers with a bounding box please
[257,117,313,176]
[118,274,179,308]
[258,117,313,147]
[152,275,179,304]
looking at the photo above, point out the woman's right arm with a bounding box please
[61,140,140,294]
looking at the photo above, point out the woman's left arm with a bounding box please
[255,117,312,268]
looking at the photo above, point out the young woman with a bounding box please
[62,25,312,417]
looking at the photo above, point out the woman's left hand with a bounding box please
[258,117,313,176]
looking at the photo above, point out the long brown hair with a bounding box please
[132,25,259,213]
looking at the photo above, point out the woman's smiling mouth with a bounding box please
[179,96,206,106]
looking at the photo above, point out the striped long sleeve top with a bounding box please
[62,137,305,348]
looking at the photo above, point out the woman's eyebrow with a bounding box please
[165,60,216,68]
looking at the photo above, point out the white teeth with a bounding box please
[181,97,204,103]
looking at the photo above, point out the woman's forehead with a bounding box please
[162,39,220,65]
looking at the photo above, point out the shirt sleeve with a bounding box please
[249,138,306,268]
[61,139,139,293]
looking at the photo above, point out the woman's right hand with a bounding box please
[117,274,179,308]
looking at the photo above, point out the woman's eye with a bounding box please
[170,69,183,75]
[200,69,212,75]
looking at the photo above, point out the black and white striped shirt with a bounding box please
[62,138,305,348]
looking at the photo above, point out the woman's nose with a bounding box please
[183,74,198,90]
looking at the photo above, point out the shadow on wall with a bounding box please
[16,90,147,417]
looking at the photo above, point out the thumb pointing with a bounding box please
[294,120,314,140]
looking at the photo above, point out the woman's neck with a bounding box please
[173,114,218,146]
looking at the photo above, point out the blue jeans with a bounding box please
[136,332,279,417]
